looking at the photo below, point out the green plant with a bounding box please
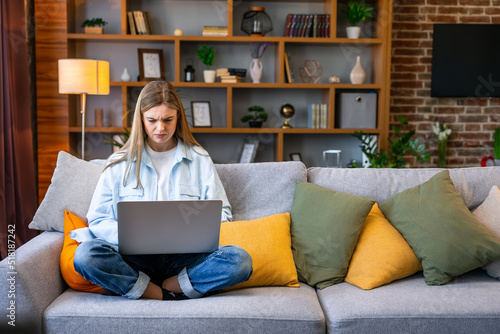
[81,18,108,28]
[240,105,268,123]
[495,128,500,159]
[104,127,130,149]
[344,0,374,26]
[353,115,430,168]
[196,45,215,70]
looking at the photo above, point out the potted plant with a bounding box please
[353,115,430,168]
[81,18,108,34]
[240,105,268,128]
[196,45,216,83]
[343,0,373,39]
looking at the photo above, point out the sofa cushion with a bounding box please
[307,166,500,210]
[290,181,374,289]
[379,170,500,286]
[344,204,422,290]
[472,185,500,280]
[60,211,105,294]
[215,161,307,221]
[219,213,299,290]
[317,269,500,334]
[29,151,103,232]
[44,284,325,334]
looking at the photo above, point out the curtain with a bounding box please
[0,0,38,259]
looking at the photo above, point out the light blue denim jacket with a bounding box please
[70,140,232,245]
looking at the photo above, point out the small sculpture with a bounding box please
[299,60,322,84]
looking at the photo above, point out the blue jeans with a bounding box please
[73,239,252,299]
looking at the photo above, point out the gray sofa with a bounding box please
[2,151,500,334]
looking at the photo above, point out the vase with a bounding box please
[350,56,366,84]
[203,70,216,83]
[438,139,447,168]
[120,68,131,82]
[346,26,360,39]
[250,58,263,84]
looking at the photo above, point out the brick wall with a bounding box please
[391,0,500,167]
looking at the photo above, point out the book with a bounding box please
[202,32,228,36]
[144,12,153,35]
[284,52,292,83]
[287,54,295,83]
[320,104,328,128]
[308,104,328,128]
[221,78,242,83]
[289,14,298,37]
[133,11,147,35]
[216,68,247,77]
[324,14,330,38]
[304,15,313,37]
[284,14,293,37]
[285,14,330,38]
[219,75,242,80]
[203,26,228,36]
[127,11,136,35]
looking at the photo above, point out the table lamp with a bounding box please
[58,59,110,160]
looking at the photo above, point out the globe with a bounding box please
[279,103,295,128]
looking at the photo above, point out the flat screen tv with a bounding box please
[431,24,500,98]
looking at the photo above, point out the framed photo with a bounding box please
[191,101,212,127]
[239,139,259,164]
[138,48,165,81]
[289,152,302,162]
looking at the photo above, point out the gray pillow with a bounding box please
[28,151,103,232]
[472,185,500,280]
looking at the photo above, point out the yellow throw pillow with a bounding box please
[219,213,299,290]
[345,204,422,290]
[60,210,105,294]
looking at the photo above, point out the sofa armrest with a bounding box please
[0,231,65,334]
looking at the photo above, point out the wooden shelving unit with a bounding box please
[35,0,392,199]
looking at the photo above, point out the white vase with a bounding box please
[203,70,216,83]
[250,58,263,84]
[346,26,361,39]
[350,56,366,85]
[120,68,131,82]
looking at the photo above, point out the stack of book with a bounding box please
[284,14,330,38]
[202,26,228,37]
[127,11,153,35]
[216,68,246,83]
[308,104,328,128]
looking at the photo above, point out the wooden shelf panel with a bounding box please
[68,33,382,45]
[111,81,382,89]
[70,127,382,135]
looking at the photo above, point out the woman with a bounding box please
[72,81,252,300]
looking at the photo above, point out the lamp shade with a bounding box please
[58,59,110,95]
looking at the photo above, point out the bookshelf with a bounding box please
[35,0,392,198]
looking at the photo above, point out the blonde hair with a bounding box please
[106,81,202,189]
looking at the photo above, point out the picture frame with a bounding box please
[191,101,212,127]
[138,48,165,81]
[289,152,302,162]
[239,139,259,164]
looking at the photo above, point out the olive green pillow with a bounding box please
[291,181,374,289]
[379,170,500,286]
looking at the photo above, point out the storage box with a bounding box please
[335,92,377,129]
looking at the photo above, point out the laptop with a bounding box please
[117,200,222,255]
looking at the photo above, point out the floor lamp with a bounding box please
[58,59,110,160]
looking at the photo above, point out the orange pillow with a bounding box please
[345,204,422,290]
[60,210,105,293]
[219,213,299,291]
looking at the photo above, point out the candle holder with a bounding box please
[241,7,273,36]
